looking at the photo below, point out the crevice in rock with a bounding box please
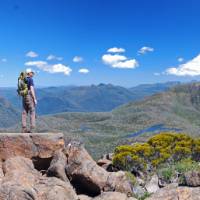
[70,174,101,197]
[32,157,52,175]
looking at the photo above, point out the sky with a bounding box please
[0,0,200,87]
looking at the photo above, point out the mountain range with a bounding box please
[2,81,200,158]
[0,81,180,115]
[0,97,19,128]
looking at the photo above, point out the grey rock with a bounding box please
[145,174,159,193]
[146,183,200,200]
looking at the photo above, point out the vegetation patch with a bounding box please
[113,132,200,173]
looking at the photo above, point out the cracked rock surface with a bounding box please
[0,133,133,200]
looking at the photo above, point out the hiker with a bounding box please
[19,68,37,133]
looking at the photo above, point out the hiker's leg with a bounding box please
[22,98,28,132]
[29,96,36,131]
[30,107,36,130]
[22,109,27,128]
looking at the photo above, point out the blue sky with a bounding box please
[0,0,200,87]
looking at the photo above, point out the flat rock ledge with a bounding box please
[0,133,135,200]
[0,133,64,160]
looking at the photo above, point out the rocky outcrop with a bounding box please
[0,156,78,200]
[64,141,132,196]
[0,133,199,200]
[0,132,64,160]
[146,183,200,200]
[0,133,132,200]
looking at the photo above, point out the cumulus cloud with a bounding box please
[73,56,83,63]
[78,68,89,74]
[178,57,184,62]
[102,54,138,69]
[26,51,38,58]
[102,54,127,65]
[107,47,125,53]
[46,54,63,61]
[165,54,200,76]
[1,58,7,62]
[138,46,154,55]
[25,61,72,75]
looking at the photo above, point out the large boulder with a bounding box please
[64,141,132,196]
[146,183,200,200]
[47,149,69,182]
[0,133,65,160]
[0,156,78,200]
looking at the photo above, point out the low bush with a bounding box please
[157,158,200,185]
[113,132,200,172]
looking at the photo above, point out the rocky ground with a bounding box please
[0,132,199,200]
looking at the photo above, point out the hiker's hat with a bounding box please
[26,68,35,75]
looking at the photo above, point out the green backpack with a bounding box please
[17,72,28,97]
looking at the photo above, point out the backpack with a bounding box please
[17,72,28,97]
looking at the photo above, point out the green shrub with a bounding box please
[113,132,200,172]
[174,158,200,173]
[158,165,175,183]
[138,192,151,200]
[157,158,200,185]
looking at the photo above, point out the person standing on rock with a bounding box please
[20,68,37,133]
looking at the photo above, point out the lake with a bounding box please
[127,124,182,138]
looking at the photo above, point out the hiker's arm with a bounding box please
[30,86,37,105]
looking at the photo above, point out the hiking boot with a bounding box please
[29,127,36,133]
[21,127,28,133]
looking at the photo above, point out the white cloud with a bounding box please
[46,54,63,61]
[73,56,83,63]
[178,57,184,62]
[112,59,138,69]
[102,54,138,69]
[102,54,127,65]
[26,51,38,58]
[165,54,200,76]
[107,47,125,53]
[138,46,154,55]
[154,72,161,76]
[25,61,72,75]
[1,58,7,62]
[25,61,47,68]
[50,64,72,75]
[79,68,89,74]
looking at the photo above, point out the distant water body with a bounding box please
[127,124,182,138]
